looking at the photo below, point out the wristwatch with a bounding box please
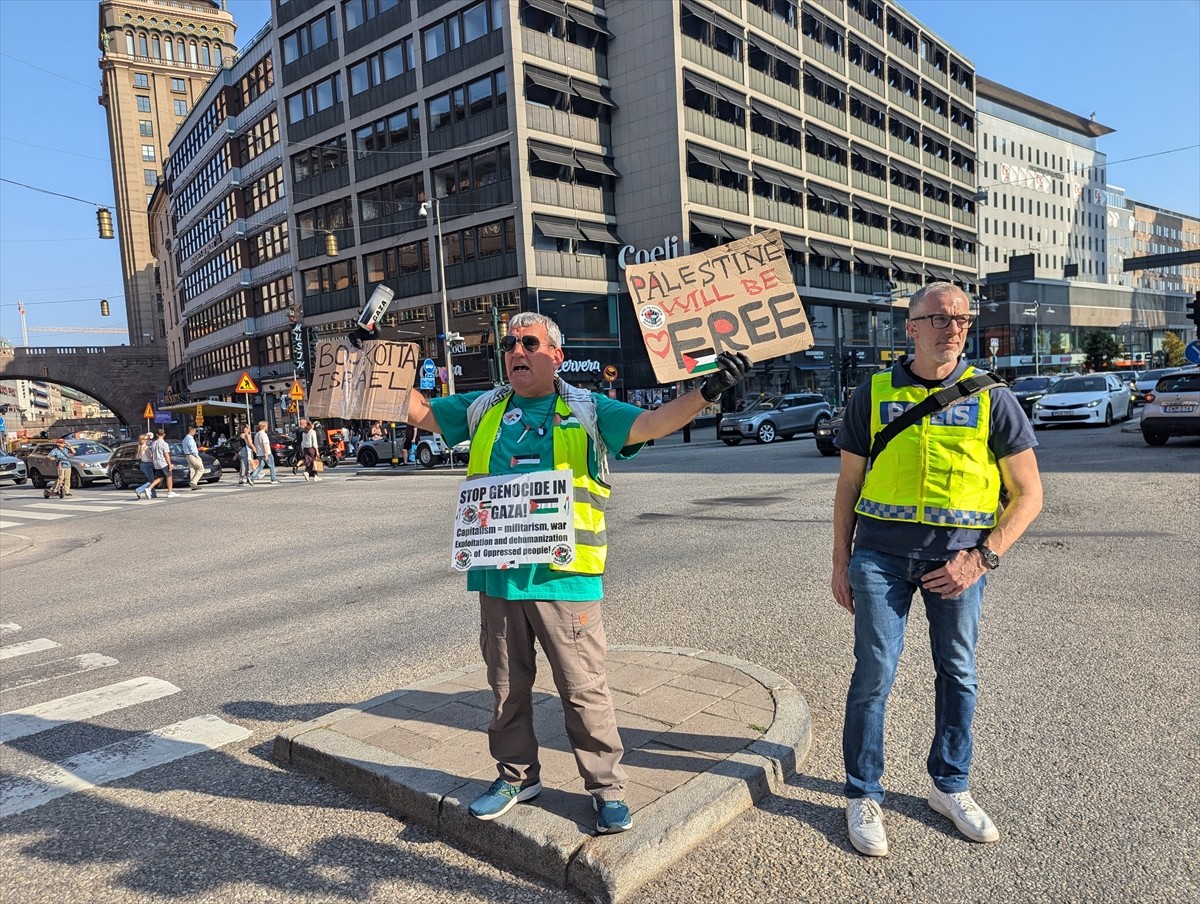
[976,544,1000,570]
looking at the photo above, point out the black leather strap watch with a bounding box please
[976,544,1000,570]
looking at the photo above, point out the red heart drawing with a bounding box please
[643,330,672,359]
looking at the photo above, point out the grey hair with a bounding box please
[507,311,563,348]
[909,281,968,316]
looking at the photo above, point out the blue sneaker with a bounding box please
[593,798,632,834]
[468,778,542,821]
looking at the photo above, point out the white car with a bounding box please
[1133,367,1185,405]
[0,452,28,485]
[1031,373,1132,428]
[1141,368,1200,445]
[355,432,469,469]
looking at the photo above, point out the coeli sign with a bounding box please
[618,235,682,270]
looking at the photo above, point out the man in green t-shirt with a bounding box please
[365,311,749,835]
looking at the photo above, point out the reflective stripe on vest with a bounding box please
[856,366,1000,529]
[467,395,610,574]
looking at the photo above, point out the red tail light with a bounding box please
[1145,393,1155,403]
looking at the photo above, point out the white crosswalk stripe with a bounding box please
[2,653,120,691]
[0,623,21,636]
[0,715,252,818]
[26,502,123,513]
[0,638,61,660]
[0,510,70,521]
[1,676,181,743]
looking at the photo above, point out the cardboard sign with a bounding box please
[624,229,813,383]
[307,340,419,421]
[452,471,575,571]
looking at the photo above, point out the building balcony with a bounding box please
[952,207,976,228]
[849,68,885,98]
[750,70,801,110]
[849,118,887,150]
[810,266,852,292]
[925,243,951,261]
[525,106,608,147]
[921,58,948,86]
[682,36,743,83]
[746,3,797,43]
[752,197,805,229]
[520,28,606,78]
[950,78,973,104]
[804,96,847,130]
[851,170,887,197]
[534,250,616,282]
[921,107,949,133]
[853,223,889,247]
[687,179,749,215]
[808,211,849,238]
[889,135,921,163]
[756,136,804,172]
[807,156,848,185]
[684,108,747,150]
[803,37,846,76]
[848,11,884,47]
[923,198,950,220]
[887,87,919,116]
[891,232,921,255]
[923,153,950,175]
[530,179,612,216]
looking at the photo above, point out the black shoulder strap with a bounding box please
[868,373,1006,466]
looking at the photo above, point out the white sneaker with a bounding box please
[928,785,1000,843]
[166,492,179,498]
[846,798,888,856]
[312,476,322,482]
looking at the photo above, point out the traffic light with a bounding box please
[96,208,114,239]
[1188,291,1199,328]
[100,299,110,316]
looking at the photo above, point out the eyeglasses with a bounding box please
[500,335,552,354]
[910,313,974,330]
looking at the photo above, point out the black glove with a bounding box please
[347,324,375,348]
[700,351,752,402]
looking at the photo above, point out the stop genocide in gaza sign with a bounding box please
[623,229,813,383]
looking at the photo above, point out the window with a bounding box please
[174,99,188,116]
[291,134,346,183]
[353,104,421,157]
[137,95,151,112]
[680,5,742,62]
[144,169,158,186]
[344,0,402,32]
[281,8,335,65]
[427,70,506,134]
[142,144,155,161]
[286,74,342,125]
[348,36,414,95]
[139,120,154,137]
[133,73,149,88]
[171,77,186,93]
[422,1,503,62]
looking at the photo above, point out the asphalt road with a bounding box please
[1,424,1197,904]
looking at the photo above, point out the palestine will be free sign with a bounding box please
[452,471,575,572]
[624,229,813,383]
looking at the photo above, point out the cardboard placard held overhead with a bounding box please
[624,229,813,383]
[307,340,419,421]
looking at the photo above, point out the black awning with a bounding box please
[780,233,808,254]
[711,80,745,108]
[527,0,567,15]
[565,3,613,37]
[777,107,805,134]
[721,153,751,177]
[807,181,841,203]
[578,220,622,244]
[571,78,615,107]
[725,220,752,238]
[529,140,578,169]
[690,213,732,239]
[526,65,570,94]
[575,149,620,177]
[926,264,955,281]
[750,98,788,126]
[855,249,892,269]
[923,173,952,193]
[853,197,891,219]
[683,69,722,99]
[533,214,583,240]
[805,122,845,149]
[889,158,921,180]
[891,257,924,278]
[754,166,787,188]
[808,239,851,261]
[687,143,725,171]
[891,209,924,228]
[682,0,718,28]
[851,143,889,168]
[779,170,807,193]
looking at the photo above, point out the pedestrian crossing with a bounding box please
[0,471,340,532]
[0,623,250,819]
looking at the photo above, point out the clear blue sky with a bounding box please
[1,0,1196,350]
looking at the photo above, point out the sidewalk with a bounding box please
[274,646,811,903]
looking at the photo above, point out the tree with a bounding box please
[1161,331,1186,367]
[1081,331,1121,372]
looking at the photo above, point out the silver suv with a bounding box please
[25,440,113,489]
[718,393,833,445]
[1141,369,1200,446]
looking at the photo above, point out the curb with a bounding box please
[274,646,812,903]
[0,532,33,558]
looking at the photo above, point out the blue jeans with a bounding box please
[137,461,157,498]
[250,452,276,482]
[843,546,986,802]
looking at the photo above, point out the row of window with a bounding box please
[138,94,189,118]
[250,222,289,267]
[176,193,235,263]
[240,110,280,166]
[423,0,504,61]
[123,31,223,67]
[173,144,232,222]
[293,135,348,185]
[187,339,251,383]
[185,289,246,343]
[180,244,242,304]
[349,37,414,96]
[246,166,286,215]
[982,132,1107,183]
[256,276,294,316]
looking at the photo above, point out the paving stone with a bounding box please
[690,661,756,687]
[621,683,721,724]
[663,709,762,758]
[666,672,744,700]
[607,663,677,695]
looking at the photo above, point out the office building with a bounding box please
[157,21,296,424]
[98,0,238,346]
[273,0,983,402]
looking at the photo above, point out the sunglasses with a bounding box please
[500,335,552,353]
[910,313,974,330]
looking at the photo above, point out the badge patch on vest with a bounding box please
[879,398,981,428]
[510,454,540,467]
[502,409,523,426]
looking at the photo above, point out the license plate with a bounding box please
[1050,410,1074,417]
[1164,404,1196,414]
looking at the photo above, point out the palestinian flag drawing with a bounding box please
[529,497,560,514]
[510,455,541,467]
[681,348,719,375]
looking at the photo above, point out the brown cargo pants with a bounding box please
[479,592,627,800]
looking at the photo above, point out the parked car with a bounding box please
[0,452,28,484]
[814,413,843,457]
[356,432,470,468]
[1008,375,1060,417]
[25,440,113,489]
[718,393,833,445]
[1141,369,1200,446]
[106,441,221,489]
[207,434,294,470]
[1133,367,1185,405]
[1031,373,1132,428]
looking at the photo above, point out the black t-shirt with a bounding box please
[836,358,1037,559]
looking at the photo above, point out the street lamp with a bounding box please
[419,197,456,395]
[1022,301,1055,376]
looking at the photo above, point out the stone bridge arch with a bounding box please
[0,345,169,428]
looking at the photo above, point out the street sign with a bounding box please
[990,337,1000,353]
[195,404,204,426]
[288,401,298,413]
[602,364,618,382]
[289,380,305,400]
[143,403,155,419]
[235,372,259,394]
[1186,341,1200,365]
[0,416,6,431]
[153,411,173,424]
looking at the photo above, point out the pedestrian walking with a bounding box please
[147,428,178,498]
[181,425,205,490]
[47,438,73,498]
[237,423,256,485]
[299,418,320,481]
[134,433,157,499]
[832,282,1044,857]
[249,421,277,483]
[358,311,750,835]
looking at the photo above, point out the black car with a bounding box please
[206,434,295,470]
[815,414,842,456]
[107,441,221,489]
[1008,375,1059,417]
